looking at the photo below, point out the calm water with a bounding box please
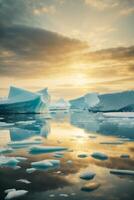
[0,111,134,200]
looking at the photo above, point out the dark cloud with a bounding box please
[0,25,88,77]
[83,46,134,61]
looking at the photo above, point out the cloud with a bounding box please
[33,5,56,15]
[119,7,134,16]
[83,46,134,61]
[84,0,119,10]
[0,25,88,78]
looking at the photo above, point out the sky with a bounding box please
[0,0,134,100]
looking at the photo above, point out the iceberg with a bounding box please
[49,98,70,111]
[0,86,50,114]
[29,145,68,154]
[70,90,134,112]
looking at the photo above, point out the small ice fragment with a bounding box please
[26,168,36,173]
[59,194,69,197]
[78,154,88,158]
[100,141,124,145]
[91,152,108,160]
[80,172,96,180]
[16,179,31,184]
[120,154,130,158]
[49,194,55,198]
[81,182,100,192]
[66,160,72,164]
[15,157,27,161]
[5,189,28,199]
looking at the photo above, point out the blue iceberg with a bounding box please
[0,86,50,114]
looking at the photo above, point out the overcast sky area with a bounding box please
[0,0,134,100]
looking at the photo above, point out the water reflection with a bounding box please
[0,111,134,200]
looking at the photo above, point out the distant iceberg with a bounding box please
[70,90,134,112]
[0,86,50,114]
[49,98,70,111]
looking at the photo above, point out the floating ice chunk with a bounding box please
[26,168,36,173]
[29,145,68,154]
[5,189,16,194]
[0,156,20,168]
[59,194,69,197]
[5,189,28,199]
[66,160,72,164]
[110,169,134,176]
[31,159,60,171]
[15,157,27,161]
[0,147,14,154]
[16,179,31,184]
[78,153,88,158]
[80,172,96,180]
[53,153,64,158]
[103,112,134,118]
[8,140,42,148]
[91,152,108,160]
[81,182,100,192]
[49,194,55,198]
[100,141,124,145]
[0,122,14,127]
[16,120,36,125]
[120,154,130,158]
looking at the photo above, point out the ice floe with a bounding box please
[26,168,36,173]
[78,153,88,158]
[91,152,108,160]
[0,156,20,168]
[80,171,96,180]
[0,147,14,154]
[59,194,69,197]
[81,182,100,192]
[103,112,134,118]
[31,159,60,171]
[29,145,68,154]
[16,179,31,184]
[0,122,14,127]
[110,169,134,176]
[8,140,42,148]
[5,189,28,199]
[120,154,130,158]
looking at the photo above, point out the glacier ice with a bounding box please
[29,145,68,154]
[49,98,70,110]
[70,90,134,112]
[0,86,50,114]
